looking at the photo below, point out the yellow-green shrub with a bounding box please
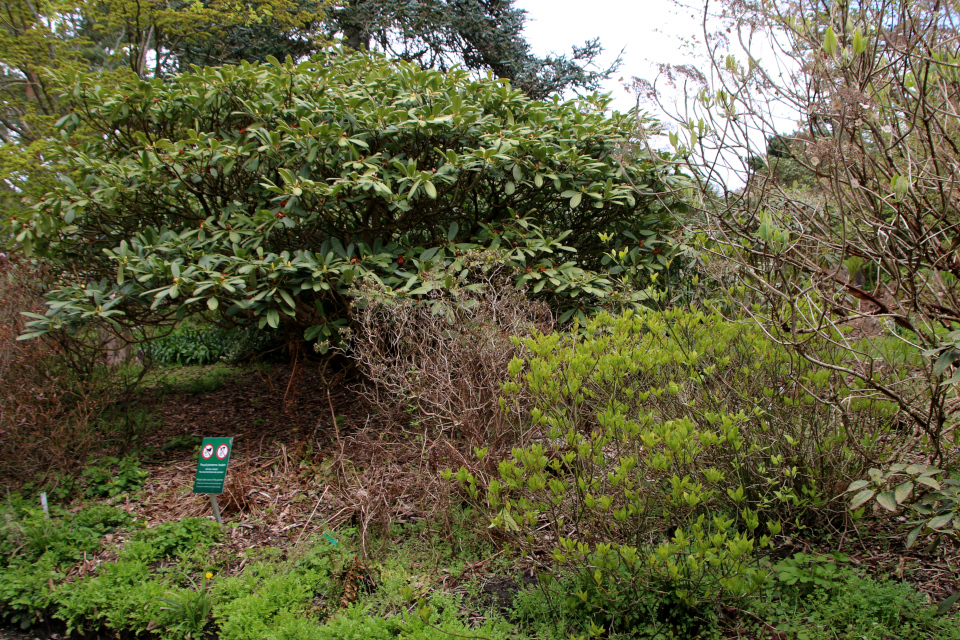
[449,308,898,630]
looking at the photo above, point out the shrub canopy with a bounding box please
[16,49,687,342]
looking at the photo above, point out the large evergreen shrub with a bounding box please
[15,49,687,346]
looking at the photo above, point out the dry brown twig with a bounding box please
[347,259,552,452]
[309,260,555,545]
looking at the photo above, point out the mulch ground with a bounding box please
[117,362,460,555]
[138,362,366,454]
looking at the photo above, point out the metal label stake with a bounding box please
[210,495,223,525]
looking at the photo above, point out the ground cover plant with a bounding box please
[145,318,281,366]
[0,493,526,640]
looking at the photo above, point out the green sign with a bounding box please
[193,437,233,494]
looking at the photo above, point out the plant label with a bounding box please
[193,437,233,494]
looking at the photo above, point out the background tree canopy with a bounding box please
[327,0,621,99]
[15,49,686,344]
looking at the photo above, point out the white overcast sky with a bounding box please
[515,0,705,113]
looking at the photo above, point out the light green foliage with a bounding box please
[0,512,217,638]
[148,363,243,395]
[81,454,148,497]
[54,559,180,636]
[213,537,346,640]
[311,606,394,640]
[511,571,721,639]
[123,518,222,563]
[452,308,899,631]
[512,555,960,640]
[214,564,327,640]
[2,513,358,639]
[15,48,686,344]
[397,593,515,639]
[0,503,131,629]
[0,504,130,569]
[0,558,64,630]
[772,553,847,595]
[318,597,513,640]
[0,501,506,640]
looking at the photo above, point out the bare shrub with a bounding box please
[329,258,553,548]
[0,257,83,481]
[348,256,553,451]
[314,417,489,555]
[0,256,140,485]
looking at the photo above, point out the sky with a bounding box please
[514,0,795,184]
[515,0,706,114]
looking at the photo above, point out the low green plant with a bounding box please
[0,503,132,629]
[146,322,279,366]
[0,504,131,568]
[124,518,222,562]
[772,553,848,596]
[82,455,149,498]
[848,464,960,550]
[308,605,394,640]
[16,473,77,504]
[150,363,244,395]
[511,571,721,640]
[213,563,328,640]
[319,595,514,640]
[748,569,960,640]
[55,557,181,636]
[0,558,64,630]
[159,572,216,639]
[72,504,133,532]
[450,308,899,635]
[398,593,515,640]
[48,518,222,638]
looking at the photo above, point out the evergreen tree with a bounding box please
[327,0,620,99]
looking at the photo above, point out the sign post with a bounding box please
[193,437,233,525]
